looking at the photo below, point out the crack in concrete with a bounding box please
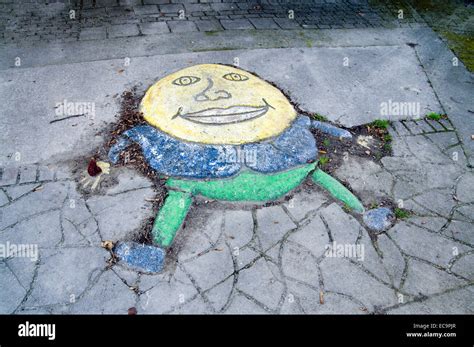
[0,207,62,232]
[386,231,472,284]
[383,283,474,313]
[177,262,216,313]
[12,254,41,314]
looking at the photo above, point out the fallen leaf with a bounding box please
[145,198,160,202]
[128,307,137,315]
[101,240,114,250]
[319,291,324,304]
[33,185,43,192]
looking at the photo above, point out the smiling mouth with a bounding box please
[173,98,274,125]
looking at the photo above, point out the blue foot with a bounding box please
[113,241,166,273]
[363,207,395,232]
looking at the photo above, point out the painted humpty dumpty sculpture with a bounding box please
[109,64,365,272]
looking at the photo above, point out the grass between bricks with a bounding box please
[394,207,411,219]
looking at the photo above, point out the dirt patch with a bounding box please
[309,122,392,174]
[102,88,161,182]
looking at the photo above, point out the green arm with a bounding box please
[311,169,364,213]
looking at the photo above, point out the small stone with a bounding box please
[114,242,165,273]
[363,207,395,232]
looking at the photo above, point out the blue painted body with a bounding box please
[108,115,352,179]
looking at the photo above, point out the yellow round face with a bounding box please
[140,64,297,145]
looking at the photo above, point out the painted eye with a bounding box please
[223,73,249,82]
[172,76,201,86]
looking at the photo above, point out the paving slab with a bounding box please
[140,21,170,35]
[79,27,107,41]
[107,23,140,38]
[220,19,254,30]
[167,20,198,33]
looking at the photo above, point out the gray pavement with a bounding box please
[0,1,473,314]
[0,39,443,165]
[0,0,416,45]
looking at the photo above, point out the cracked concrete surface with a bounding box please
[1,120,472,314]
[1,23,473,314]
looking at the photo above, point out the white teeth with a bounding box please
[185,108,268,124]
[180,103,270,125]
[188,106,262,117]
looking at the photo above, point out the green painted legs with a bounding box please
[167,164,316,201]
[311,169,365,213]
[152,165,364,249]
[152,190,192,247]
[152,165,315,248]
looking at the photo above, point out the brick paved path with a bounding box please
[0,0,428,44]
[3,1,471,69]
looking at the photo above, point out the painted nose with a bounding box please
[194,78,232,102]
